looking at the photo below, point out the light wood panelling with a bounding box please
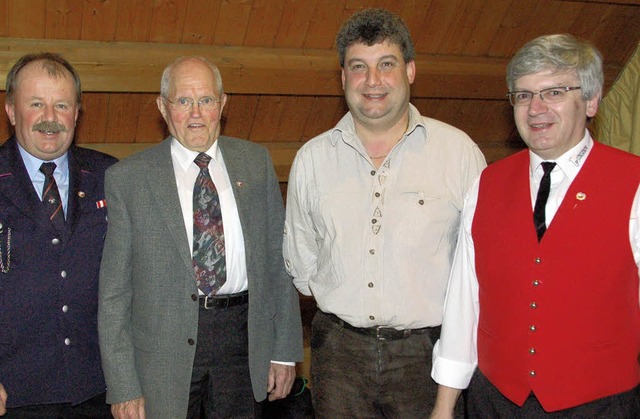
[0,0,637,180]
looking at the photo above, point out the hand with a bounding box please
[111,397,145,419]
[0,383,7,416]
[266,363,295,401]
[429,385,461,419]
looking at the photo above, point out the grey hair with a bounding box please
[507,34,603,100]
[160,56,224,98]
[336,8,415,68]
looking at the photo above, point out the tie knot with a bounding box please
[40,162,57,176]
[541,161,556,175]
[194,153,211,169]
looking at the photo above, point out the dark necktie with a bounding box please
[39,162,65,232]
[192,153,226,296]
[533,162,556,241]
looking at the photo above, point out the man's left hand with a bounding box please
[266,363,295,401]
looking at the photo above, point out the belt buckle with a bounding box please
[203,295,214,310]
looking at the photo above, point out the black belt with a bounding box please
[322,311,440,342]
[199,290,248,309]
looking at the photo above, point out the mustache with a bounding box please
[32,121,68,133]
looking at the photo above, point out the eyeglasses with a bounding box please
[507,86,581,106]
[164,96,221,112]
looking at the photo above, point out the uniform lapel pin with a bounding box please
[576,192,586,201]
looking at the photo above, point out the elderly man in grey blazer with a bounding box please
[98,56,303,419]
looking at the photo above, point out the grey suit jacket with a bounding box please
[98,136,303,418]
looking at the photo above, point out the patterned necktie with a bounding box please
[533,162,556,241]
[39,162,65,232]
[192,153,226,296]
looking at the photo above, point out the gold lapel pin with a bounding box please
[78,191,86,198]
[576,192,586,201]
[236,181,245,188]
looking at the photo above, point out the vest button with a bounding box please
[529,347,536,355]
[529,325,536,332]
[535,257,542,264]
[529,370,536,377]
[532,280,540,286]
[530,302,537,309]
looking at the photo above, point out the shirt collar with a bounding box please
[529,129,593,180]
[17,142,69,181]
[171,137,220,171]
[329,103,427,147]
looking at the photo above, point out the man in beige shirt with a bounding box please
[284,8,486,418]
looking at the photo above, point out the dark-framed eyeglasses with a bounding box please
[507,86,581,106]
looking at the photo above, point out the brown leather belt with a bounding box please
[322,311,441,342]
[199,290,248,309]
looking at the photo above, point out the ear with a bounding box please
[219,93,228,113]
[406,60,416,84]
[4,102,16,126]
[585,94,599,118]
[156,96,168,120]
[341,68,346,91]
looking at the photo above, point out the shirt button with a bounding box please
[369,315,375,320]
[188,338,195,345]
[370,170,376,176]
[368,282,374,288]
[191,294,198,301]
[60,271,67,278]
[418,199,424,205]
[64,338,71,346]
[530,302,537,309]
[529,370,536,377]
[372,219,377,224]
[374,192,380,198]
[62,305,68,313]
[369,249,375,255]
[52,238,61,245]
[529,325,537,332]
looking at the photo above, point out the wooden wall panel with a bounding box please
[46,0,82,39]
[461,0,512,55]
[76,92,109,143]
[276,96,316,141]
[415,0,461,54]
[243,0,285,47]
[304,1,344,49]
[437,0,484,55]
[114,0,153,42]
[274,0,317,48]
[213,0,252,46]
[104,93,143,143]
[147,0,188,43]
[80,0,117,41]
[222,94,260,139]
[248,95,288,142]
[181,0,219,44]
[134,94,165,143]
[8,0,46,38]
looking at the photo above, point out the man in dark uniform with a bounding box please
[0,53,116,418]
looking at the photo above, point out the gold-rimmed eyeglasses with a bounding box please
[164,96,222,112]
[507,86,581,106]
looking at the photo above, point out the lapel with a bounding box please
[145,138,194,276]
[65,145,100,238]
[0,137,56,233]
[218,136,253,262]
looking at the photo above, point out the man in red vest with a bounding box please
[430,34,640,418]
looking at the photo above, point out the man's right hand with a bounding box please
[0,383,7,416]
[111,397,145,419]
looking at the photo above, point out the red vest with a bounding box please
[472,142,640,412]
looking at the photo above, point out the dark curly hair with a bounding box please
[336,8,415,67]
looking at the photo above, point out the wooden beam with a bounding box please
[0,38,623,100]
[0,37,506,99]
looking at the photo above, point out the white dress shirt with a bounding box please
[171,138,248,295]
[431,131,640,389]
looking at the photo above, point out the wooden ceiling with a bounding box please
[0,0,639,177]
